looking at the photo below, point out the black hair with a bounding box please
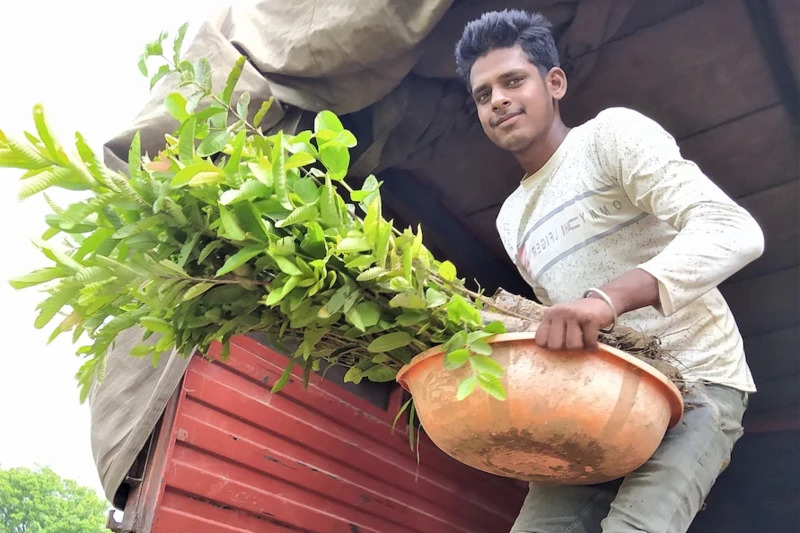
[454,10,560,89]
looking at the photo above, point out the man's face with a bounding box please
[469,46,557,154]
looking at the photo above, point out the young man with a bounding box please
[455,10,764,533]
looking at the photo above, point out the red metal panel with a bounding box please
[132,335,525,532]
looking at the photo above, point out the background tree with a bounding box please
[0,465,107,533]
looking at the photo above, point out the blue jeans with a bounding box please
[509,383,748,533]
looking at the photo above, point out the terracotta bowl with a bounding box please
[396,333,683,484]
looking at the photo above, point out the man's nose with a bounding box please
[491,90,511,111]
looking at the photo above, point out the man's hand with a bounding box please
[532,297,615,351]
[530,268,660,351]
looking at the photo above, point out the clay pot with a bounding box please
[395,332,683,484]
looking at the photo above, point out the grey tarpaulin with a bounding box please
[92,0,635,505]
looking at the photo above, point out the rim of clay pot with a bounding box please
[396,332,684,427]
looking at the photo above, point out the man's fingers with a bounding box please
[582,321,599,350]
[565,322,584,351]
[535,319,551,347]
[546,320,566,350]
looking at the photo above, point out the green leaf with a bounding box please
[345,255,375,270]
[333,130,357,148]
[194,105,227,124]
[317,290,346,320]
[477,374,507,401]
[186,89,205,114]
[444,348,470,370]
[112,214,166,238]
[346,301,381,331]
[293,178,319,204]
[483,321,507,334]
[194,57,212,91]
[470,355,503,377]
[34,287,78,329]
[198,241,223,263]
[33,104,59,160]
[189,171,226,188]
[363,365,396,382]
[343,366,363,384]
[173,22,189,64]
[272,256,303,276]
[319,142,349,181]
[8,267,67,289]
[220,179,271,205]
[145,31,166,56]
[375,221,392,269]
[291,302,322,328]
[408,402,417,452]
[389,292,428,310]
[253,97,274,129]
[130,343,155,357]
[320,178,341,227]
[439,260,457,282]
[149,64,171,90]
[271,360,294,393]
[356,266,386,281]
[425,287,448,308]
[31,238,83,270]
[392,397,413,433]
[272,132,291,209]
[337,236,371,253]
[467,330,494,344]
[236,91,250,120]
[18,167,88,200]
[314,110,344,134]
[275,205,318,228]
[443,330,467,352]
[222,56,246,106]
[446,294,482,326]
[469,340,492,356]
[216,244,264,277]
[197,131,230,157]
[140,317,172,335]
[456,376,477,401]
[183,281,215,301]
[286,152,316,169]
[1,137,50,169]
[128,132,143,183]
[178,117,195,162]
[395,310,427,326]
[248,158,273,186]
[368,332,413,353]
[269,236,296,256]
[223,130,246,179]
[218,205,246,240]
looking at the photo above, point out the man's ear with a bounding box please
[546,67,568,101]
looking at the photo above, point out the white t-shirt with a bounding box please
[496,107,763,392]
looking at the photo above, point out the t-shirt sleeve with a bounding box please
[593,108,764,316]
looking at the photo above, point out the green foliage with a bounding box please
[2,26,512,405]
[0,465,108,533]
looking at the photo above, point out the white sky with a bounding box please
[0,0,234,501]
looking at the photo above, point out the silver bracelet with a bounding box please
[582,287,618,333]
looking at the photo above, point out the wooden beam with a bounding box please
[745,406,800,434]
[744,0,800,132]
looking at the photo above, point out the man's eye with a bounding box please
[477,93,490,103]
[508,78,523,87]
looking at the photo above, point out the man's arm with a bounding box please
[534,108,764,350]
[535,268,658,350]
